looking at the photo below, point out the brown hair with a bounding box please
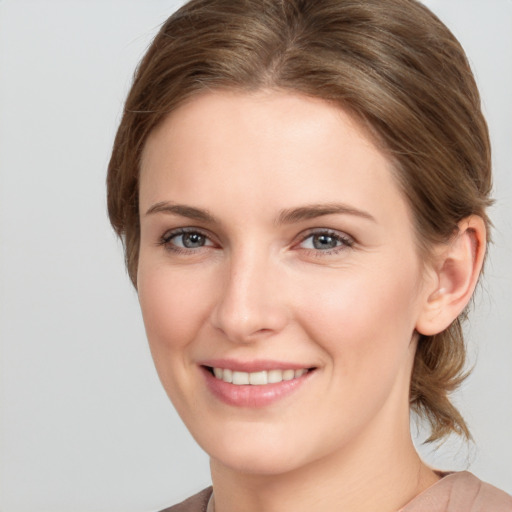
[107,0,492,442]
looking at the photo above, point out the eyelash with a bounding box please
[296,229,354,255]
[157,228,354,256]
[158,227,214,254]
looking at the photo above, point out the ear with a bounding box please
[415,215,487,336]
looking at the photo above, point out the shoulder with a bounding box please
[449,472,512,511]
[158,487,213,512]
[402,472,512,512]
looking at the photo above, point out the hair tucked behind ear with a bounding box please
[107,0,492,443]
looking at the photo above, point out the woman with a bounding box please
[107,0,512,510]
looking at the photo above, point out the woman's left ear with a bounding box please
[416,215,487,336]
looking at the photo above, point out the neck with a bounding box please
[209,414,439,512]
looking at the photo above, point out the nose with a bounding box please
[210,249,289,343]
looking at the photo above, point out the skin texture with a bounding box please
[137,90,485,512]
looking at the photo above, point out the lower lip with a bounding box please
[201,367,314,408]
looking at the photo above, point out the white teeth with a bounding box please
[222,368,233,383]
[232,371,250,385]
[282,369,295,381]
[267,369,283,384]
[249,371,268,385]
[212,367,309,385]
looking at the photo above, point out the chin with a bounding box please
[194,421,330,477]
[210,446,308,476]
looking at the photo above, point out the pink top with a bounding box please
[160,472,512,512]
[399,471,512,511]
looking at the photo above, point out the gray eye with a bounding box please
[180,232,206,248]
[298,230,353,252]
[311,234,340,250]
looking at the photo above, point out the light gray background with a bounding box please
[0,1,510,511]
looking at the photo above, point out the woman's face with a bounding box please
[137,90,434,475]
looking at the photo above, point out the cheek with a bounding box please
[296,259,423,375]
[137,261,213,362]
[136,259,220,414]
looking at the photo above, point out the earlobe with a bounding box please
[416,215,486,336]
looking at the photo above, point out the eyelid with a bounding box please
[158,226,217,251]
[294,228,355,253]
[156,226,354,255]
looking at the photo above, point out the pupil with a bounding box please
[313,234,337,250]
[183,233,204,248]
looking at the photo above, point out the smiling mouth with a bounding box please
[205,367,314,385]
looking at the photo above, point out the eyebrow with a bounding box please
[145,202,217,223]
[145,201,376,224]
[276,203,376,224]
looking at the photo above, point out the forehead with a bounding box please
[141,89,379,172]
[139,90,412,231]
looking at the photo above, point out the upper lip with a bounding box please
[199,358,315,373]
